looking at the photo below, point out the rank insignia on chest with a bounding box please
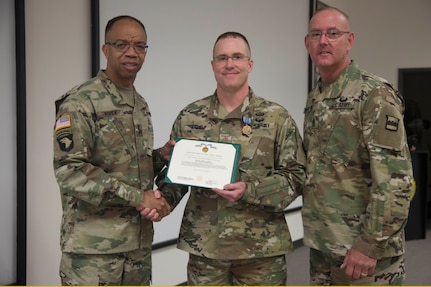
[385,115,399,131]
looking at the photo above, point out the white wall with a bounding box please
[25,0,431,285]
[25,0,91,285]
[322,0,431,84]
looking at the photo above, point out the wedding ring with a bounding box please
[361,273,367,277]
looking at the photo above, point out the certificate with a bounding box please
[166,138,241,189]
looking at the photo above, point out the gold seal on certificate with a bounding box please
[166,138,241,189]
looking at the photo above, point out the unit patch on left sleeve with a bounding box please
[385,115,399,132]
[55,114,74,152]
[57,134,74,152]
[373,104,404,151]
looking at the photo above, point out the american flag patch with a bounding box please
[55,115,71,132]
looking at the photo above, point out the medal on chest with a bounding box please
[242,115,252,136]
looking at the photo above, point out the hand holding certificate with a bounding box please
[166,138,240,189]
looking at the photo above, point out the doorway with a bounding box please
[398,68,431,239]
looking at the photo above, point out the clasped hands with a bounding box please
[137,190,171,222]
[136,139,175,221]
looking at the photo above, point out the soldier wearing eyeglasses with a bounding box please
[53,15,174,285]
[302,7,413,285]
[151,31,306,285]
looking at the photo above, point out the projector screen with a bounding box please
[98,0,309,245]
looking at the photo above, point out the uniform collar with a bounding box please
[98,70,136,107]
[316,60,360,99]
[207,87,256,120]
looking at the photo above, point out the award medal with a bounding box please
[242,116,252,135]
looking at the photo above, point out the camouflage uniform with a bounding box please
[158,88,306,285]
[302,61,413,285]
[53,70,165,285]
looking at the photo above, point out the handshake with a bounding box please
[136,189,171,222]
[136,139,175,221]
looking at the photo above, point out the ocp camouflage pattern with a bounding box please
[53,70,158,254]
[302,61,413,259]
[158,88,306,259]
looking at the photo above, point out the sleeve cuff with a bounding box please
[352,235,385,259]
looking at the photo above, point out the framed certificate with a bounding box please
[166,138,241,189]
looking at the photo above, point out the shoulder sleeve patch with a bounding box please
[56,133,74,152]
[385,115,399,131]
[373,105,404,151]
[54,113,75,152]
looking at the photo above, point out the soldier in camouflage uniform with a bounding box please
[53,15,173,285]
[155,32,306,285]
[302,7,413,285]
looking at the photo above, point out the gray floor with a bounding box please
[286,222,431,285]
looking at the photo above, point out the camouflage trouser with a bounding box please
[187,253,287,286]
[309,248,405,285]
[59,248,151,286]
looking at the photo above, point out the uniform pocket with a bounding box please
[239,136,275,179]
[95,117,135,165]
[323,107,360,166]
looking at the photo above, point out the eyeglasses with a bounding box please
[308,29,350,41]
[213,54,250,64]
[105,40,148,54]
